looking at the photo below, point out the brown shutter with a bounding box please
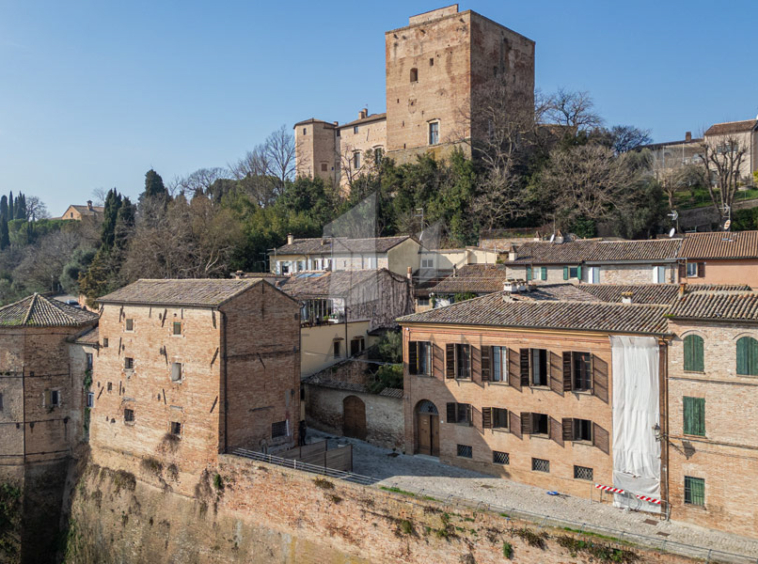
[433,344,444,379]
[446,402,457,423]
[445,344,455,379]
[679,262,687,280]
[481,346,491,382]
[697,262,705,277]
[562,418,574,442]
[520,349,530,387]
[549,351,564,395]
[592,355,609,403]
[482,407,492,429]
[465,404,473,427]
[473,406,483,431]
[563,352,573,392]
[408,341,418,375]
[472,345,482,382]
[508,348,521,390]
[509,411,522,439]
[521,412,532,435]
[549,417,564,446]
[593,423,610,454]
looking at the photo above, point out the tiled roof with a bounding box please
[275,236,411,255]
[430,264,508,294]
[98,279,265,307]
[678,231,758,259]
[339,113,387,129]
[0,294,99,327]
[507,284,600,302]
[668,291,758,323]
[509,239,681,264]
[72,205,105,214]
[580,284,754,305]
[293,118,337,128]
[398,293,668,335]
[704,120,758,137]
[276,270,390,299]
[74,326,100,345]
[379,387,404,399]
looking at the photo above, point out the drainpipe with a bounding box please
[658,337,670,520]
[221,310,228,455]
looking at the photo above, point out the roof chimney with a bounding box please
[407,266,412,281]
[452,264,458,277]
[679,282,687,298]
[234,270,244,279]
[359,108,368,120]
[685,131,692,142]
[287,233,294,245]
[621,291,633,304]
[508,250,518,262]
[87,200,93,211]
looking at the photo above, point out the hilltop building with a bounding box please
[56,201,105,221]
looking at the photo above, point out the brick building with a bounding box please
[89,279,301,482]
[677,230,758,288]
[294,5,535,190]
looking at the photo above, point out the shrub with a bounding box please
[502,541,513,559]
[213,473,224,491]
[399,520,413,535]
[513,527,547,549]
[314,477,334,490]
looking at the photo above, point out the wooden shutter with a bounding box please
[562,418,574,442]
[549,416,563,446]
[549,351,563,395]
[683,396,706,436]
[520,349,530,387]
[445,344,456,379]
[509,411,522,439]
[577,265,583,280]
[697,262,705,277]
[508,348,521,390]
[592,355,609,403]
[408,341,418,375]
[473,406,483,431]
[563,266,569,280]
[684,335,704,372]
[563,352,573,392]
[541,266,547,281]
[521,412,532,435]
[464,404,473,426]
[526,266,532,281]
[678,262,687,280]
[472,345,482,382]
[482,407,492,429]
[593,423,610,454]
[481,346,491,382]
[433,344,444,379]
[737,337,758,376]
[446,402,457,423]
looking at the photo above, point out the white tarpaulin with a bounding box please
[610,335,661,513]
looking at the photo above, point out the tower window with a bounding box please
[410,68,418,82]
[303,128,307,135]
[353,152,360,169]
[429,122,439,145]
[429,58,434,67]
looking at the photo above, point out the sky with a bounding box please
[1,0,757,216]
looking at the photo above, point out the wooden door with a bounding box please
[417,413,432,455]
[343,396,367,440]
[430,414,440,456]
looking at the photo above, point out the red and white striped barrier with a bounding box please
[595,484,663,505]
[636,494,662,505]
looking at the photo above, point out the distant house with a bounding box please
[703,119,758,183]
[57,201,105,221]
[677,231,758,289]
[428,264,509,308]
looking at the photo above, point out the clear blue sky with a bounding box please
[1,0,756,216]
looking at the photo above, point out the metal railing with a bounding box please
[231,449,758,564]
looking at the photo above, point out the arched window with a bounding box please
[683,334,704,372]
[737,336,758,376]
[410,68,418,83]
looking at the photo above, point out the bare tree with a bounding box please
[91,188,108,207]
[25,196,49,221]
[168,167,229,198]
[543,88,603,136]
[230,125,295,206]
[13,230,81,292]
[700,135,748,220]
[661,163,707,209]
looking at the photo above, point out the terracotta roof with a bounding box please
[293,118,337,128]
[668,291,758,323]
[275,236,412,255]
[678,231,758,260]
[379,387,404,399]
[398,293,669,335]
[580,284,753,305]
[430,264,508,294]
[72,204,105,214]
[276,270,394,299]
[0,294,99,327]
[97,279,265,307]
[507,284,600,302]
[339,113,387,130]
[74,326,100,345]
[509,239,681,264]
[704,120,758,137]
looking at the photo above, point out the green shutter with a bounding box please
[541,267,547,281]
[685,476,705,506]
[563,266,569,280]
[577,266,582,280]
[683,396,705,436]
[737,337,758,376]
[683,335,704,372]
[526,266,532,281]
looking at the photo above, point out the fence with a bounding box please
[230,449,757,564]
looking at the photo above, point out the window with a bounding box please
[574,466,593,481]
[653,265,666,284]
[684,476,705,506]
[124,408,134,423]
[492,346,506,382]
[303,128,307,135]
[588,266,600,284]
[736,336,758,376]
[409,341,432,376]
[532,413,548,435]
[429,58,434,67]
[492,408,508,429]
[102,338,109,348]
[86,392,94,408]
[353,125,359,134]
[540,266,547,281]
[573,418,593,442]
[529,348,548,386]
[446,402,472,425]
[683,335,704,372]
[686,262,697,277]
[569,352,592,391]
[457,444,472,458]
[421,258,434,269]
[124,357,134,370]
[350,337,365,356]
[107,382,113,392]
[532,458,550,473]
[173,321,182,336]
[374,148,383,165]
[125,318,134,331]
[446,343,472,379]
[321,163,328,172]
[272,420,288,438]
[353,152,360,169]
[429,122,439,145]
[170,421,182,436]
[86,353,93,370]
[0,392,3,411]
[171,363,182,382]
[410,68,418,82]
[493,451,509,465]
[333,341,341,359]
[417,297,430,306]
[563,266,581,280]
[683,396,706,436]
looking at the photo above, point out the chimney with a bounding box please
[359,108,368,120]
[621,291,633,305]
[453,264,458,277]
[87,200,93,211]
[685,131,692,142]
[287,233,294,245]
[679,282,687,298]
[508,250,518,262]
[407,266,412,281]
[233,270,244,279]
[503,279,529,294]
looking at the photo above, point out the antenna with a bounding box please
[668,228,676,238]
[549,233,555,243]
[667,210,679,221]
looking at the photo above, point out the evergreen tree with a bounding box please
[8,191,13,221]
[0,212,9,250]
[0,196,7,221]
[15,193,26,220]
[142,169,168,202]
[100,189,123,248]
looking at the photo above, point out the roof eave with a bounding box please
[397,318,669,337]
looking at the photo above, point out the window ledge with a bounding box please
[487,381,509,386]
[529,385,551,391]
[529,434,550,440]
[682,433,706,439]
[124,421,136,426]
[491,427,510,433]
[572,440,594,447]
[683,370,706,375]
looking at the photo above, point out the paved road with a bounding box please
[310,431,758,562]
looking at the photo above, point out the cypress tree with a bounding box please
[1,196,8,221]
[8,191,13,221]
[16,193,26,220]
[0,211,9,250]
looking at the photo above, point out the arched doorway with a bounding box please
[415,400,439,456]
[343,396,367,440]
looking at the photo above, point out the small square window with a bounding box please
[320,163,328,172]
[457,444,473,458]
[353,125,359,134]
[170,421,182,435]
[573,418,593,442]
[124,408,134,423]
[86,353,93,370]
[421,258,434,268]
[47,390,61,407]
[574,465,593,481]
[125,319,134,331]
[124,357,134,370]
[173,322,182,336]
[86,392,94,408]
[272,420,288,438]
[429,58,434,66]
[171,363,182,382]
[532,458,550,473]
[102,338,109,348]
[686,262,697,277]
[569,266,579,279]
[492,408,509,429]
[107,382,113,392]
[684,476,705,506]
[493,451,509,465]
